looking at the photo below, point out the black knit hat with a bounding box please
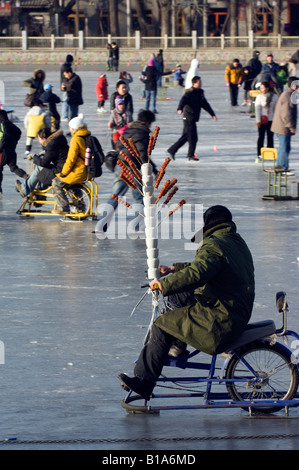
[203,205,232,227]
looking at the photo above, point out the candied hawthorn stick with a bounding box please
[120,136,143,165]
[120,151,141,179]
[164,186,178,205]
[148,135,154,156]
[161,157,171,170]
[112,194,133,209]
[112,194,145,217]
[156,179,171,203]
[158,199,186,226]
[117,159,136,181]
[128,138,140,159]
[168,199,186,217]
[154,169,165,189]
[120,170,136,189]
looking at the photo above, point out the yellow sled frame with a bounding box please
[16,179,98,220]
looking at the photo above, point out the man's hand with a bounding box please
[149,278,162,291]
[159,264,175,277]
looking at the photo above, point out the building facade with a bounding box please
[1,0,299,38]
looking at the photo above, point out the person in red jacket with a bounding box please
[96,73,108,113]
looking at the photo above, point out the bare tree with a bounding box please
[134,0,151,36]
[52,0,76,34]
[229,0,237,46]
[109,0,119,36]
[159,0,172,36]
[273,0,281,36]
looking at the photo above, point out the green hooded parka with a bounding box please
[155,221,255,355]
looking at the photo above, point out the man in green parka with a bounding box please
[119,205,255,400]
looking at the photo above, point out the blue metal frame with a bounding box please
[122,329,299,414]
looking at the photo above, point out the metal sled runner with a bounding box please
[122,292,299,415]
[16,179,98,220]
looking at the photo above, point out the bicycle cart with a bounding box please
[16,179,98,221]
[122,291,299,416]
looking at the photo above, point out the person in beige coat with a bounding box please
[270,76,299,173]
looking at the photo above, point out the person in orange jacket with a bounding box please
[225,58,243,106]
[51,114,90,214]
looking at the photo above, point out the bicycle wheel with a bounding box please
[225,341,299,414]
[66,184,91,218]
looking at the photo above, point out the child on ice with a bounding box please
[108,97,130,149]
[96,73,108,113]
[24,100,51,154]
[40,83,61,131]
[174,64,186,87]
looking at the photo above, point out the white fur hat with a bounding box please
[69,113,85,130]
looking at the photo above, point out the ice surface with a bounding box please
[0,66,299,450]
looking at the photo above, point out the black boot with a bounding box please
[118,374,155,401]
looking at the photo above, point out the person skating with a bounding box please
[62,66,83,120]
[110,80,134,122]
[96,73,108,113]
[167,76,217,161]
[22,69,46,102]
[255,81,278,160]
[225,58,243,106]
[142,58,173,113]
[270,76,298,174]
[40,84,61,131]
[0,110,27,194]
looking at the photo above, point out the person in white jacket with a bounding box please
[255,81,278,160]
[24,100,51,154]
[185,58,200,90]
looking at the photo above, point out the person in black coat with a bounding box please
[15,128,68,197]
[142,58,173,113]
[60,54,73,121]
[167,76,217,161]
[248,50,262,79]
[111,42,119,72]
[62,66,83,120]
[0,110,27,194]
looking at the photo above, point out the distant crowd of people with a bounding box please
[0,48,298,207]
[224,49,299,174]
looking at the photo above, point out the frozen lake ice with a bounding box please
[0,65,299,450]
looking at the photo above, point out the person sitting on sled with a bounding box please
[118,205,255,400]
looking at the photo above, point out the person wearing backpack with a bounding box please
[24,100,51,154]
[0,109,27,194]
[51,114,90,214]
